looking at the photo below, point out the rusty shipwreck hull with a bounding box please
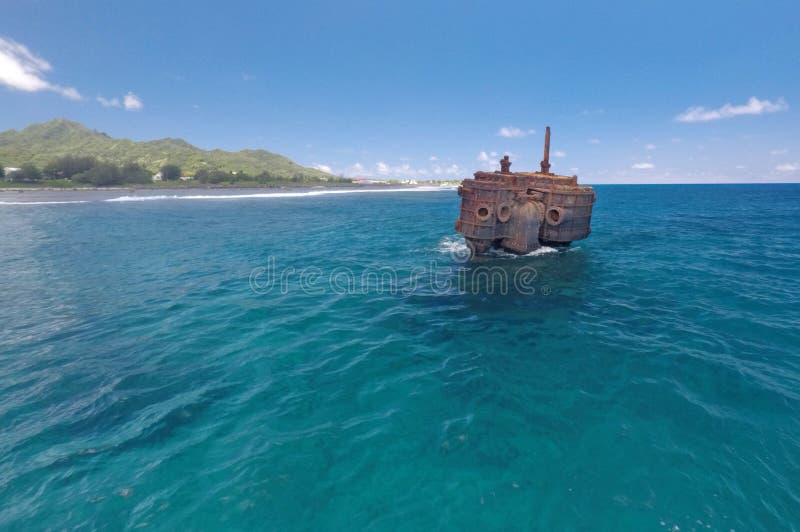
[454,127,596,255]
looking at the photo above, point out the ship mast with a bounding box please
[540,126,552,174]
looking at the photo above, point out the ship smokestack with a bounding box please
[540,126,551,174]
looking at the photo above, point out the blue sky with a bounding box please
[1,0,798,183]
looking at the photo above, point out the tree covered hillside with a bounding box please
[0,119,339,182]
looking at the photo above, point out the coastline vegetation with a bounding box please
[0,119,347,188]
[1,156,354,188]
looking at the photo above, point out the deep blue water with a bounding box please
[1,185,799,531]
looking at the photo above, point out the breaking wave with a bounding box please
[436,236,470,255]
[523,246,559,256]
[486,246,558,258]
[436,235,560,260]
[105,186,453,202]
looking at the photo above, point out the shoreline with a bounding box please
[0,183,445,193]
[0,184,458,204]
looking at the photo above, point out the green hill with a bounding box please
[0,118,335,181]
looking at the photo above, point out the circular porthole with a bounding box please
[546,207,564,226]
[497,203,511,223]
[476,205,491,221]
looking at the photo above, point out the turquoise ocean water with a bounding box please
[1,185,799,530]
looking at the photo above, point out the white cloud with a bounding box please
[675,96,788,123]
[0,36,81,99]
[588,138,601,144]
[429,155,438,161]
[479,150,501,158]
[445,164,460,176]
[312,164,333,173]
[632,162,655,170]
[123,92,143,111]
[497,126,535,138]
[327,158,466,180]
[770,148,788,155]
[372,161,434,178]
[775,163,798,172]
[59,87,81,100]
[98,92,144,111]
[477,151,506,171]
[645,143,656,150]
[552,150,566,158]
[0,37,150,110]
[97,95,120,107]
[305,162,368,177]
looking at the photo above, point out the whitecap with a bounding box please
[436,235,562,260]
[523,246,559,256]
[104,186,453,202]
[436,236,469,255]
[488,245,558,258]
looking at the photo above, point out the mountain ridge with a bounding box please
[0,118,333,180]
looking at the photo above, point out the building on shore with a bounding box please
[3,167,21,179]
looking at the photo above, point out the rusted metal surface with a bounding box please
[500,155,512,174]
[455,126,595,255]
[540,126,552,174]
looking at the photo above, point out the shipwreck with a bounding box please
[454,127,596,255]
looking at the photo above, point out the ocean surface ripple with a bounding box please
[0,185,798,530]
